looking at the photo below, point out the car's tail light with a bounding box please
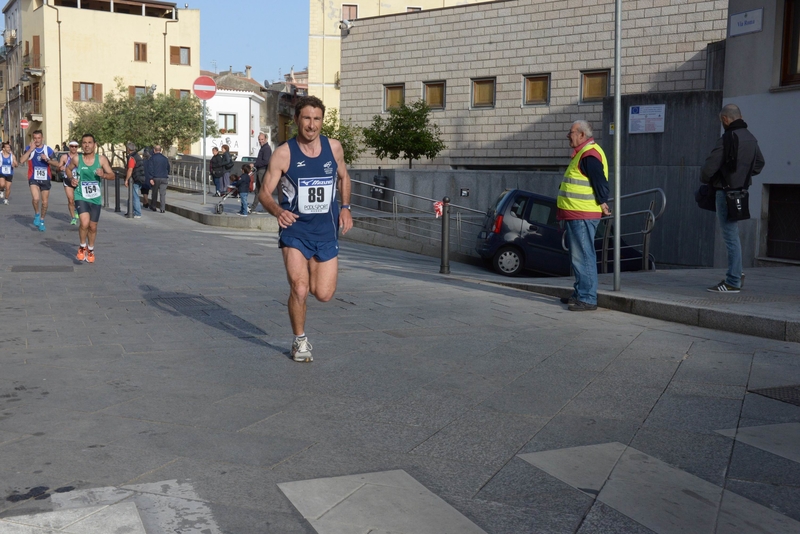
[492,214,504,234]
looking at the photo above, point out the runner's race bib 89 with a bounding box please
[34,167,48,181]
[298,177,334,214]
[81,181,101,199]
[1,165,10,175]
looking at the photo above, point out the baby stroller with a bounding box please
[213,183,239,214]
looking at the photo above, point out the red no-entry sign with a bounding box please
[193,76,217,101]
[20,119,29,129]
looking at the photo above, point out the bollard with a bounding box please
[126,180,133,218]
[439,197,451,274]
[103,178,109,208]
[114,172,121,212]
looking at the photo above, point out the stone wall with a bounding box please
[340,0,728,169]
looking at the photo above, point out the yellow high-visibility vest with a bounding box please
[557,141,608,214]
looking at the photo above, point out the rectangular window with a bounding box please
[342,4,357,20]
[523,74,550,105]
[782,0,800,85]
[171,89,191,99]
[129,85,147,97]
[72,82,102,102]
[384,84,404,111]
[170,46,191,65]
[407,7,422,12]
[218,113,237,134]
[581,70,609,102]
[134,42,147,62]
[471,78,495,108]
[424,81,445,109]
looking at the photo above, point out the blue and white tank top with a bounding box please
[0,154,12,177]
[278,136,340,241]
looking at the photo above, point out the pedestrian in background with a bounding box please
[220,144,234,192]
[235,164,253,216]
[123,142,146,219]
[700,104,765,293]
[57,140,80,224]
[210,147,225,196]
[145,145,170,213]
[557,120,611,312]
[252,133,272,212]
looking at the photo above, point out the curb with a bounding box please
[165,202,279,231]
[491,281,800,342]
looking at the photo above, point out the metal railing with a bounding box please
[169,160,209,192]
[350,178,485,257]
[561,187,667,272]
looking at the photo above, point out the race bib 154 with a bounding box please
[81,181,101,199]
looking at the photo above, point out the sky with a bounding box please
[1,1,310,87]
[188,0,309,85]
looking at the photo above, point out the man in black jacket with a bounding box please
[251,133,272,212]
[145,145,171,213]
[700,104,765,293]
[210,147,225,196]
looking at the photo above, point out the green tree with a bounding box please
[321,108,364,165]
[362,100,446,168]
[287,107,365,165]
[68,79,216,163]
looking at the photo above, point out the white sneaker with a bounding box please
[2,199,7,205]
[0,191,4,199]
[291,336,313,362]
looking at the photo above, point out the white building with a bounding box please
[201,88,264,159]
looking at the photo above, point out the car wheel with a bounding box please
[493,246,524,276]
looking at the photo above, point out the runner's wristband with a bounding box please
[341,204,351,210]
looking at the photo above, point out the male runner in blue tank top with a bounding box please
[258,96,353,362]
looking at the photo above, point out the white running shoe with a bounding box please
[291,336,313,362]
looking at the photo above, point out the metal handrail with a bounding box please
[350,179,485,214]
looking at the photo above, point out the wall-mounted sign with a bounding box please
[730,8,763,37]
[460,188,470,197]
[629,105,665,134]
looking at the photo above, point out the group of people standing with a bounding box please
[123,143,171,217]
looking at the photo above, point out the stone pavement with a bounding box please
[0,182,799,533]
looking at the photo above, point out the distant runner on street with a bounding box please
[19,130,55,231]
[66,134,116,264]
[58,140,81,225]
[0,142,18,205]
[258,96,353,363]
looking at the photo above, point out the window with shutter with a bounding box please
[423,81,445,110]
[134,43,147,62]
[782,0,800,86]
[581,71,609,103]
[384,84,404,111]
[523,74,550,106]
[471,78,495,108]
[170,46,190,65]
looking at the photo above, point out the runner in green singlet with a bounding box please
[65,134,115,264]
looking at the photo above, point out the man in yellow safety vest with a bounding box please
[557,120,612,311]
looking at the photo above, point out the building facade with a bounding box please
[200,88,264,160]
[339,0,729,169]
[308,0,491,111]
[722,0,800,265]
[2,0,199,151]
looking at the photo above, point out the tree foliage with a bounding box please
[287,107,365,166]
[67,79,216,163]
[362,100,446,168]
[321,108,364,165]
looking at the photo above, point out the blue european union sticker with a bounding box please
[631,106,640,114]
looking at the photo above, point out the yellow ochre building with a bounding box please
[2,0,199,151]
[308,0,493,111]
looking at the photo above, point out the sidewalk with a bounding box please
[165,186,800,342]
[0,185,799,533]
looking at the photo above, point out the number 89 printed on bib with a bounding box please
[298,177,334,214]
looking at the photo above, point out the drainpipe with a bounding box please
[44,1,63,141]
[163,9,179,94]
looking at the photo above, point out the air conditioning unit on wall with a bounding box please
[3,29,17,46]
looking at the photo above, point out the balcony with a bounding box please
[22,99,42,121]
[22,54,44,77]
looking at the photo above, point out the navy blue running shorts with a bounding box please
[279,235,339,262]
